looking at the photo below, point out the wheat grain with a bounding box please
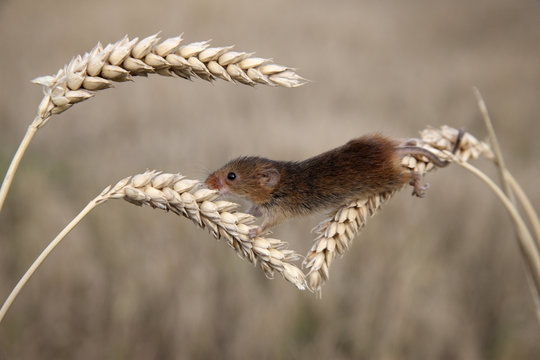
[304,192,395,292]
[104,170,307,290]
[32,32,307,125]
[304,126,493,293]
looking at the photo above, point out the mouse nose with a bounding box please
[205,175,222,190]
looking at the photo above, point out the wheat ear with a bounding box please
[0,171,306,324]
[0,32,307,213]
[304,126,493,293]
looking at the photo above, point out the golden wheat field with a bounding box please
[1,0,540,359]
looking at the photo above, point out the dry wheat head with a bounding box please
[32,32,307,126]
[100,170,307,290]
[304,126,494,293]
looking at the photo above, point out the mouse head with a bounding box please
[205,156,281,203]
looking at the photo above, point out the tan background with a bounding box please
[1,0,540,359]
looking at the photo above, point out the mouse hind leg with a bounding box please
[409,171,429,198]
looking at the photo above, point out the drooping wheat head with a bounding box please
[104,170,307,290]
[304,126,494,293]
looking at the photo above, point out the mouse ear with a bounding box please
[258,168,280,189]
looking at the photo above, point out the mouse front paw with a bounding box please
[248,226,262,239]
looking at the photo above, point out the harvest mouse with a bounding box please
[206,134,460,238]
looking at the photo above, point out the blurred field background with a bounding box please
[1,0,540,359]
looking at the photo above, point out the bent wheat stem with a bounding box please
[453,158,540,324]
[474,88,540,248]
[473,88,540,323]
[0,171,306,323]
[504,170,540,243]
[0,194,106,323]
[473,87,515,202]
[0,117,43,212]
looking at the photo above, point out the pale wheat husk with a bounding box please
[109,171,307,290]
[32,32,307,124]
[304,126,494,293]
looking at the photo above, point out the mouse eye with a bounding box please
[227,172,237,181]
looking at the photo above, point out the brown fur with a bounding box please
[205,134,440,237]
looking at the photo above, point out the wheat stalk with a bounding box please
[304,126,494,293]
[0,171,306,324]
[451,156,540,323]
[0,32,307,213]
[469,88,540,324]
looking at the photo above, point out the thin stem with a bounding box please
[505,170,540,245]
[0,195,107,324]
[473,87,515,201]
[0,117,41,213]
[454,158,540,324]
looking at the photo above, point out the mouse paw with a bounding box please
[409,172,429,198]
[248,227,262,239]
[412,183,429,198]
